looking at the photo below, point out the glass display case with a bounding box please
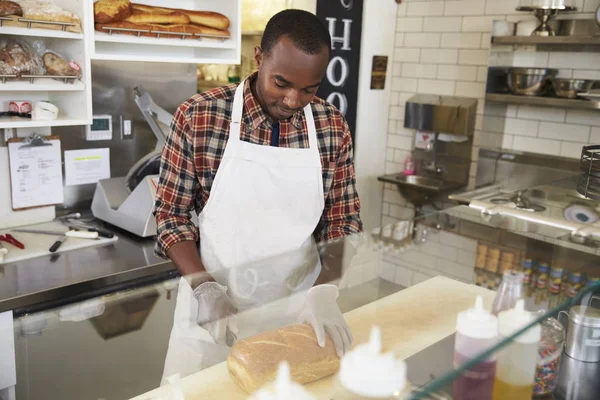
[9,174,600,400]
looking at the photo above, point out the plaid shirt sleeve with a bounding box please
[315,118,363,243]
[153,104,200,259]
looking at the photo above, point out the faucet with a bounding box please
[423,132,444,176]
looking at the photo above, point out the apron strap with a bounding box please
[229,79,246,141]
[303,103,320,158]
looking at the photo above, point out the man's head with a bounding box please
[253,9,331,121]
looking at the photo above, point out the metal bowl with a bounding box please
[507,68,558,96]
[552,78,595,99]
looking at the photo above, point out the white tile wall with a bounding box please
[421,48,459,64]
[458,49,489,65]
[513,136,561,156]
[423,17,463,32]
[538,122,590,143]
[444,0,486,16]
[405,33,442,48]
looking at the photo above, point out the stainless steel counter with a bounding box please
[0,222,177,315]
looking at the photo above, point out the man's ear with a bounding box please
[254,46,263,70]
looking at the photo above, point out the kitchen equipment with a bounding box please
[559,19,600,36]
[578,89,600,101]
[66,225,114,239]
[0,233,24,249]
[552,78,595,99]
[492,21,516,37]
[516,20,539,36]
[11,228,99,239]
[516,1,577,36]
[507,68,558,96]
[403,95,478,136]
[492,271,525,315]
[559,305,600,362]
[486,67,510,94]
[533,317,565,397]
[577,145,600,201]
[556,352,600,400]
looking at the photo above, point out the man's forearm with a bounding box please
[167,241,214,289]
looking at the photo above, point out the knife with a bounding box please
[12,229,99,239]
[49,235,67,253]
[67,226,114,239]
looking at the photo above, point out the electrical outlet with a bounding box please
[121,116,133,140]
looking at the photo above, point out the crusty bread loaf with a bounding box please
[15,0,82,32]
[131,3,230,29]
[0,0,22,17]
[227,324,340,394]
[94,0,131,23]
[43,52,80,77]
[125,9,190,25]
[95,21,230,38]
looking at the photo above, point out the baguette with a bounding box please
[125,9,190,25]
[95,21,230,38]
[227,324,340,394]
[94,0,132,24]
[131,3,230,29]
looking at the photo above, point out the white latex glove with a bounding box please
[193,282,239,347]
[298,284,353,357]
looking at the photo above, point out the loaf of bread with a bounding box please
[95,21,230,38]
[125,9,190,25]
[0,1,22,17]
[227,324,340,394]
[43,52,80,78]
[94,0,131,23]
[131,3,230,29]
[15,0,82,33]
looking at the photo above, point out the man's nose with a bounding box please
[284,90,302,110]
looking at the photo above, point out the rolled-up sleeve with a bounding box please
[153,106,200,259]
[315,121,363,243]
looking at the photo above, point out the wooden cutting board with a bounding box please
[0,221,118,265]
[131,276,495,400]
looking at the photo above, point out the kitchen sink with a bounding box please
[378,173,465,205]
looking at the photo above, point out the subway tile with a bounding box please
[379,261,397,282]
[482,116,506,133]
[396,126,416,137]
[420,240,458,261]
[382,202,390,216]
[481,33,492,49]
[444,0,486,15]
[407,1,445,16]
[513,136,561,156]
[477,66,488,82]
[539,122,590,143]
[583,0,600,12]
[390,92,400,106]
[423,16,463,32]
[512,51,549,68]
[485,0,520,14]
[504,118,539,136]
[383,187,407,206]
[439,231,478,251]
[418,79,456,95]
[394,265,414,287]
[398,249,438,269]
[413,271,434,285]
[548,52,600,70]
[502,134,514,149]
[395,32,405,47]
[390,203,414,220]
[389,105,404,120]
[388,119,397,134]
[458,49,489,65]
[397,2,407,17]
[457,249,477,266]
[462,15,504,32]
[560,142,586,159]
[517,105,566,122]
[346,266,365,288]
[566,110,600,126]
[484,102,508,117]
[437,65,478,81]
[382,215,399,227]
[388,134,413,150]
[455,81,486,98]
[386,148,395,161]
[557,69,574,79]
[393,62,402,77]
[391,77,418,92]
[402,63,438,78]
[394,149,410,163]
[364,263,378,283]
[479,131,503,148]
[404,33,442,48]
[394,47,421,63]
[506,105,518,117]
[591,127,600,143]
[437,259,476,282]
[396,17,424,32]
[573,70,600,80]
[441,33,482,49]
[385,162,403,175]
[421,48,459,64]
[399,92,415,106]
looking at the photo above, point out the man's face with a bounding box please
[254,35,329,121]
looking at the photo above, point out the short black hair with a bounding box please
[261,9,331,57]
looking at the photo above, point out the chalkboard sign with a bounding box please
[316,0,364,143]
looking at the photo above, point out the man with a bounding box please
[154,9,363,381]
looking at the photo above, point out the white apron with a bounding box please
[161,80,325,384]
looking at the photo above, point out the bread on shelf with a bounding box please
[94,0,132,24]
[13,0,82,33]
[0,1,22,17]
[124,9,190,25]
[131,4,230,30]
[227,324,340,394]
[95,21,230,38]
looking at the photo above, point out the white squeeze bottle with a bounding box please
[492,299,541,400]
[248,362,316,400]
[331,325,409,399]
[453,296,498,400]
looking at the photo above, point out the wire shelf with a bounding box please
[100,26,229,41]
[0,74,79,84]
[577,145,600,200]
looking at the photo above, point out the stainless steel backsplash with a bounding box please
[54,60,197,211]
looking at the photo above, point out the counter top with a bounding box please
[0,221,176,314]
[131,276,495,400]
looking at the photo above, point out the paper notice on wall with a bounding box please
[64,148,111,186]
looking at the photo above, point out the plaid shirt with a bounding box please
[153,72,363,259]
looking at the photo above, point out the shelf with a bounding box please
[0,79,85,92]
[0,117,90,129]
[0,26,83,40]
[485,93,600,110]
[94,32,236,49]
[492,35,600,46]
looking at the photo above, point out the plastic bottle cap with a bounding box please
[497,299,541,343]
[456,296,498,339]
[249,362,316,400]
[339,326,407,398]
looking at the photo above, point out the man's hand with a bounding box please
[193,282,239,347]
[298,284,353,357]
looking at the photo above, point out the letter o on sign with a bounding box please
[327,56,349,88]
[327,92,348,115]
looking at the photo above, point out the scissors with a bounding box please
[0,234,25,249]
